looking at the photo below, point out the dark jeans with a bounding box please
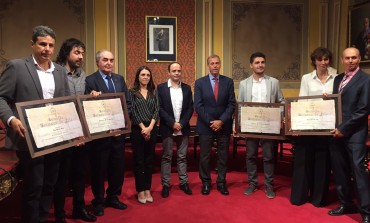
[131,125,157,192]
[54,146,89,218]
[16,150,61,223]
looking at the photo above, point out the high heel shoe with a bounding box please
[145,190,154,203]
[138,192,146,204]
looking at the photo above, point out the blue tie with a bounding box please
[106,75,115,93]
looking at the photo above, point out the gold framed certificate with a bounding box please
[235,102,285,140]
[284,94,342,135]
[16,96,90,158]
[76,93,131,140]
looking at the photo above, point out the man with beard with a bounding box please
[52,38,97,223]
[237,52,284,199]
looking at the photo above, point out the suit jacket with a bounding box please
[157,81,193,138]
[85,71,131,114]
[333,69,370,143]
[194,74,235,135]
[0,56,69,151]
[238,75,284,103]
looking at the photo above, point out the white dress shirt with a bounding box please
[168,79,183,135]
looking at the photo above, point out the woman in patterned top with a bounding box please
[130,66,159,204]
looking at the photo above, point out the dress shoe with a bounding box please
[180,183,192,195]
[106,198,128,210]
[161,185,170,198]
[72,208,97,222]
[55,217,66,223]
[363,215,370,223]
[201,184,211,195]
[328,205,358,216]
[217,184,229,196]
[93,204,104,216]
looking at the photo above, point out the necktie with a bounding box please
[338,74,349,93]
[106,75,115,93]
[213,77,219,101]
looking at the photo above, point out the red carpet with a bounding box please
[0,144,363,223]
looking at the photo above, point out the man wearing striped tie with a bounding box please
[328,47,370,223]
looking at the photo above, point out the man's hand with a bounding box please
[173,122,182,131]
[10,118,26,138]
[330,128,344,138]
[90,90,101,97]
[210,120,223,132]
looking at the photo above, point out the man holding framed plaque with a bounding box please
[53,38,97,223]
[328,47,370,223]
[237,52,284,199]
[0,26,70,223]
[85,50,131,217]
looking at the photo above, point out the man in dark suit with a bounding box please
[194,54,236,196]
[0,25,69,223]
[328,47,370,223]
[158,62,194,198]
[85,50,131,217]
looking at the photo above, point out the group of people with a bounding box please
[0,25,369,223]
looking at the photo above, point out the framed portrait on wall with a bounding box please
[349,1,370,63]
[146,16,177,62]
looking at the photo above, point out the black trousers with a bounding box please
[53,146,89,218]
[89,135,125,206]
[290,136,330,207]
[199,134,230,185]
[330,138,370,216]
[131,125,157,192]
[16,150,61,223]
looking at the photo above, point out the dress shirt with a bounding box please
[338,67,359,93]
[208,74,218,91]
[99,70,116,92]
[130,90,159,126]
[299,67,337,96]
[33,56,55,99]
[251,76,267,102]
[168,79,183,135]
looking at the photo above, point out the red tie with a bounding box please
[213,77,219,101]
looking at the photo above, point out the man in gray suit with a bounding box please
[237,52,284,199]
[0,26,69,223]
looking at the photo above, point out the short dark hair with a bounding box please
[250,52,266,64]
[310,47,332,68]
[55,38,85,65]
[167,62,182,72]
[31,25,56,42]
[207,54,221,64]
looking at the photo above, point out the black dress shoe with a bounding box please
[106,198,128,210]
[363,215,370,223]
[328,205,358,216]
[201,184,211,195]
[162,185,170,198]
[55,217,66,223]
[93,204,104,216]
[217,184,229,196]
[180,183,192,195]
[72,208,97,222]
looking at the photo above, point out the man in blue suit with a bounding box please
[85,50,131,217]
[158,62,194,198]
[194,54,236,195]
[328,47,370,223]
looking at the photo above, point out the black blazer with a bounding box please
[157,82,193,138]
[194,74,235,135]
[85,71,131,114]
[333,69,370,143]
